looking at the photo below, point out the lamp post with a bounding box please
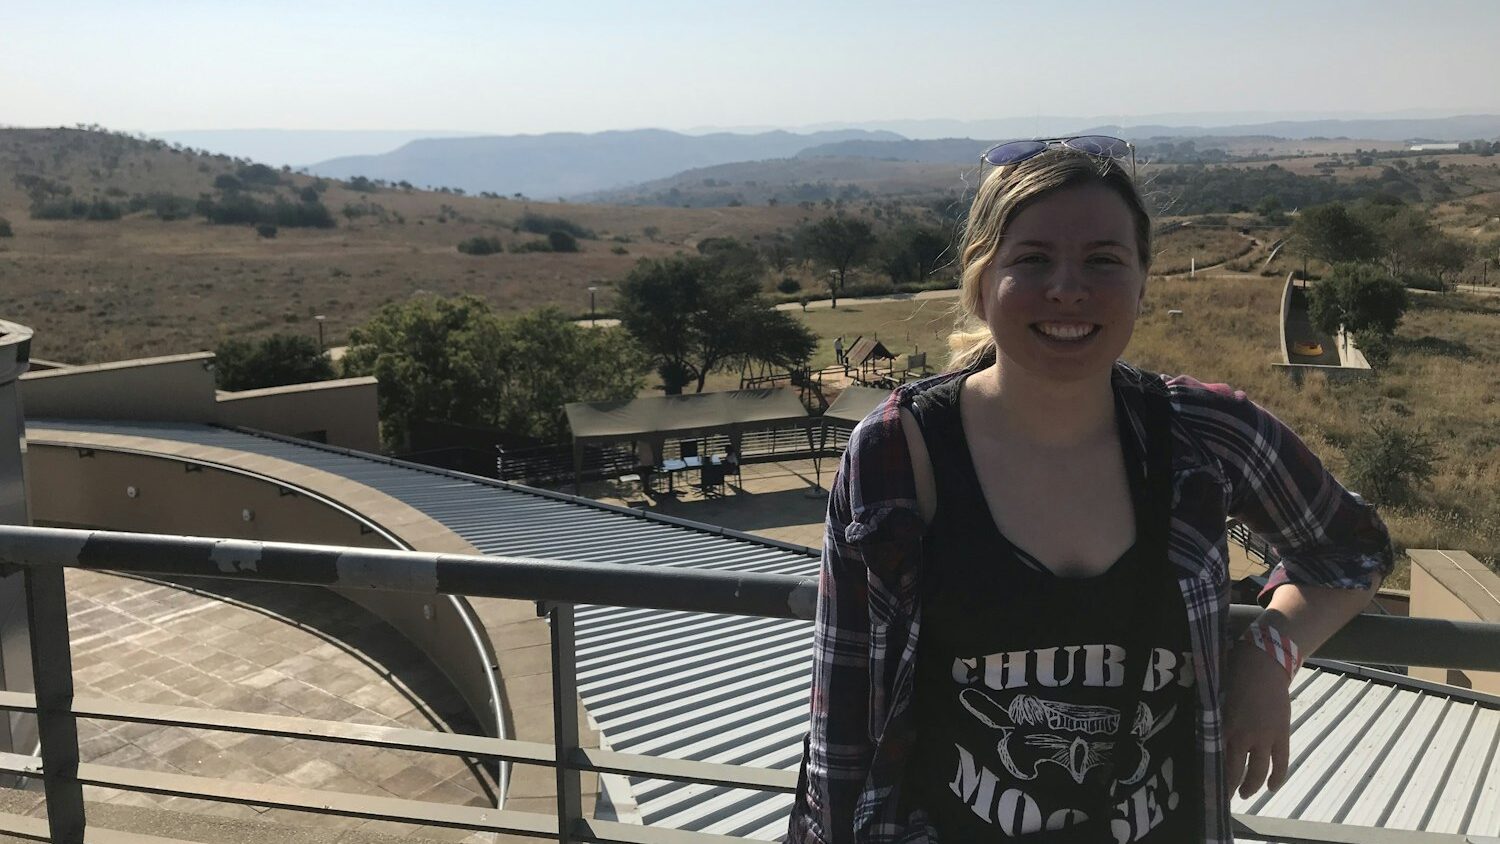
[314,315,326,353]
[587,286,598,327]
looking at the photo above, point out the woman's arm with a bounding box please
[1169,377,1394,798]
[789,401,929,842]
[1224,581,1380,796]
[788,460,874,844]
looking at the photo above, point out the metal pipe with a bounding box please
[1,526,1498,671]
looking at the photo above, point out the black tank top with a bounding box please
[906,374,1199,842]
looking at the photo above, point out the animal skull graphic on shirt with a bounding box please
[958,687,1176,787]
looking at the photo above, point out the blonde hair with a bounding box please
[947,150,1153,371]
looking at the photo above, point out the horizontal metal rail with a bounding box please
[2,524,1499,844]
[1,526,1495,669]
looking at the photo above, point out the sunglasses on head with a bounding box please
[980,135,1135,176]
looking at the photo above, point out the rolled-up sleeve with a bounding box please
[1178,380,1394,601]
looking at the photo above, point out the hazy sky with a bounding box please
[6,0,1499,134]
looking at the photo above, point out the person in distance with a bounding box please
[787,137,1392,843]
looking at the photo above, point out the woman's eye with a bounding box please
[1088,254,1124,265]
[1015,253,1047,264]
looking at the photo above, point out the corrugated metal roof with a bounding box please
[32,419,1500,841]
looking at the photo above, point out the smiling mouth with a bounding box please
[1032,321,1101,342]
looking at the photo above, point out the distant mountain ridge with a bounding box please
[306,128,902,198]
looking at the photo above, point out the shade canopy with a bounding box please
[822,385,892,426]
[847,337,896,367]
[565,388,811,445]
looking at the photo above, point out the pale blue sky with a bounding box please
[5,0,1498,134]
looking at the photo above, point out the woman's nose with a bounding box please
[1045,263,1089,304]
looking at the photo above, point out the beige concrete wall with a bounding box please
[23,433,597,815]
[20,353,217,423]
[26,443,389,547]
[216,377,380,453]
[1408,549,1500,694]
[0,319,36,761]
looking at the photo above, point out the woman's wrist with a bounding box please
[1237,617,1303,685]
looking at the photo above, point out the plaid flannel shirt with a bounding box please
[787,363,1393,843]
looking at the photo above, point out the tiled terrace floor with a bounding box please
[25,569,498,842]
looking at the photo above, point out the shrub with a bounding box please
[1344,420,1438,506]
[511,239,553,253]
[517,212,594,239]
[1353,329,1393,366]
[0,218,11,238]
[298,186,320,203]
[610,245,629,255]
[214,174,243,192]
[271,198,335,229]
[547,230,579,252]
[256,224,278,239]
[457,236,504,256]
[199,195,335,229]
[145,193,195,220]
[214,334,333,391]
[777,277,802,294]
[236,163,281,187]
[30,197,122,221]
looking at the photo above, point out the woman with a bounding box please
[787,140,1392,843]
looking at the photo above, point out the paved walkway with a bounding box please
[32,570,497,842]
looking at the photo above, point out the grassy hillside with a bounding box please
[0,128,914,362]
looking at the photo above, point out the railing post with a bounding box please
[24,565,85,843]
[549,602,583,844]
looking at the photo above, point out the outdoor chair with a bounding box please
[698,461,728,496]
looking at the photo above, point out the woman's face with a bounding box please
[979,182,1146,385]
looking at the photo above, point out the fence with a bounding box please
[3,525,1498,843]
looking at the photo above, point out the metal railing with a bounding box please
[1,525,1499,843]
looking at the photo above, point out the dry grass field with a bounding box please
[1131,280,1500,584]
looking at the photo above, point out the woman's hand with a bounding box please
[1222,642,1292,799]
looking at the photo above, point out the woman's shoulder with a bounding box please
[1114,361,1258,419]
[846,369,969,452]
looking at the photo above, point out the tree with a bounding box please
[760,234,797,274]
[457,236,504,255]
[547,230,579,252]
[1344,420,1437,506]
[214,334,334,391]
[1307,263,1409,358]
[1255,195,1285,225]
[696,236,763,274]
[1289,203,1379,267]
[799,215,877,308]
[617,255,816,394]
[882,224,950,286]
[341,296,646,450]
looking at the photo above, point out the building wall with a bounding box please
[0,319,35,759]
[1408,550,1500,695]
[23,443,506,740]
[216,377,380,453]
[20,353,217,423]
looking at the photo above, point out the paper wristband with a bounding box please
[1243,620,1302,682]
